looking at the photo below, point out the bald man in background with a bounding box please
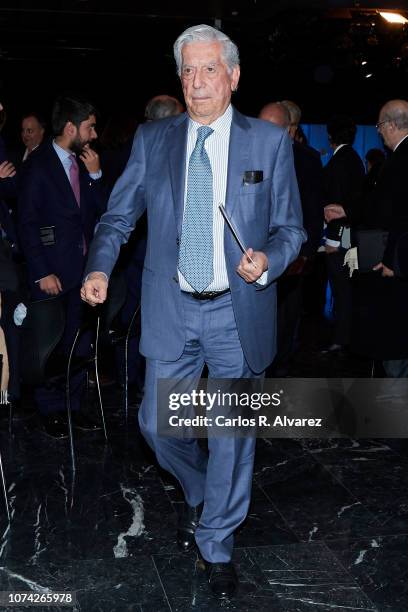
[259,101,290,128]
[259,101,324,375]
[145,95,184,121]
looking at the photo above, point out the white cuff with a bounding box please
[84,271,109,283]
[256,270,268,285]
[325,239,341,248]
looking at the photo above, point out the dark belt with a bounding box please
[183,288,230,301]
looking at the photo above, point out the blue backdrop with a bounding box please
[301,125,384,320]
[301,124,384,166]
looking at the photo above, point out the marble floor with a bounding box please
[0,317,407,611]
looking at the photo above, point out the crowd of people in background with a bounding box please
[0,94,188,437]
[1,90,408,439]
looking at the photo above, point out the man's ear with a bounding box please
[231,65,240,92]
[64,121,77,138]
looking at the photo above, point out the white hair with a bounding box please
[280,100,302,126]
[382,100,408,130]
[173,24,239,76]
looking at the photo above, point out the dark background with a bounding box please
[1,0,408,141]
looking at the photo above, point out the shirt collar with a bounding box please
[52,139,74,163]
[333,143,347,156]
[188,104,233,137]
[23,143,40,161]
[394,133,408,151]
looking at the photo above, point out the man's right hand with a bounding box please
[39,274,62,296]
[81,272,108,306]
[0,160,16,179]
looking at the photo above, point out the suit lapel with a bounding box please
[168,114,189,236]
[225,109,251,217]
[47,144,80,210]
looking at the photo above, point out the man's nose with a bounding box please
[192,69,203,88]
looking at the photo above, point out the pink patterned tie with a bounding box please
[69,154,86,254]
[69,154,81,206]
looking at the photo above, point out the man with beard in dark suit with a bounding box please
[18,95,104,436]
[326,100,408,376]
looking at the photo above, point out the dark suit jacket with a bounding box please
[293,141,324,256]
[323,144,365,243]
[18,141,104,300]
[351,137,408,359]
[8,144,26,172]
[366,137,408,270]
[0,136,18,247]
[9,140,48,173]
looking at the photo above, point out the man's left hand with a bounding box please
[237,248,268,283]
[373,262,394,277]
[80,144,100,174]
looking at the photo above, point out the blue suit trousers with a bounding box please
[138,291,260,563]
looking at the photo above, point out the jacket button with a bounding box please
[176,238,180,246]
[172,276,179,284]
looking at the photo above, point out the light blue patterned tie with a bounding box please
[178,126,214,292]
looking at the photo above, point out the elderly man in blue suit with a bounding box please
[82,24,305,599]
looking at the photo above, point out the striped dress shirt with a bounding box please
[178,105,232,292]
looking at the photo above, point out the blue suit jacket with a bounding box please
[85,108,305,372]
[18,142,104,300]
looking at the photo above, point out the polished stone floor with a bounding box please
[0,315,407,611]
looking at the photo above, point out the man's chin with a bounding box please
[192,101,211,110]
[189,104,215,121]
[70,142,87,155]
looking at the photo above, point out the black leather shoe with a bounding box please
[71,412,102,431]
[42,414,68,439]
[177,502,203,552]
[205,561,238,600]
